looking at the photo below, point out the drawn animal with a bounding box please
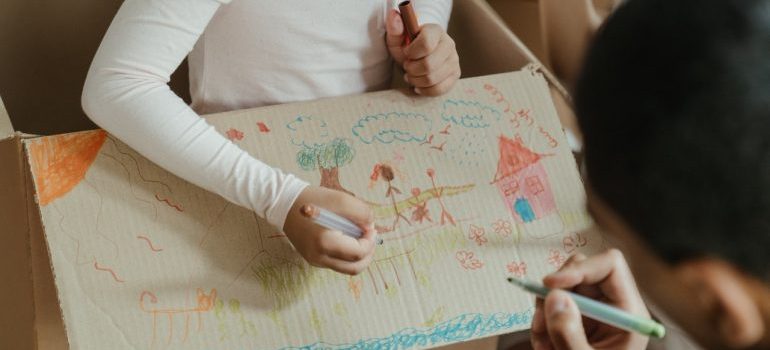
[139,288,218,345]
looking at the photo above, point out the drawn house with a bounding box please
[491,135,557,224]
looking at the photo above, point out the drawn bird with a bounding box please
[439,124,451,135]
[420,134,434,145]
[430,141,446,151]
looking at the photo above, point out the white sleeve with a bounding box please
[81,0,308,229]
[411,0,453,29]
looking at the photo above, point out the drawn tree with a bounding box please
[296,138,356,196]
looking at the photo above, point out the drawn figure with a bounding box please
[455,250,484,270]
[225,128,244,141]
[467,224,487,246]
[427,168,456,226]
[491,135,558,224]
[563,232,588,254]
[139,288,217,345]
[408,188,433,224]
[506,261,527,277]
[372,164,411,230]
[547,249,566,269]
[296,137,356,196]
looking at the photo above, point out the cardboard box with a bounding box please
[0,1,583,348]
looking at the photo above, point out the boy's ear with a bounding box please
[675,259,765,348]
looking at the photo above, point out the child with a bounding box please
[81,0,460,275]
[530,0,770,349]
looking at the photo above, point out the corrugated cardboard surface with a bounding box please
[25,70,601,349]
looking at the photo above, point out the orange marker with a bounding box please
[398,1,420,45]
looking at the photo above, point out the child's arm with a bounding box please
[386,0,459,96]
[82,0,375,275]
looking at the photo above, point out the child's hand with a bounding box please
[531,249,650,350]
[283,186,377,275]
[386,9,461,96]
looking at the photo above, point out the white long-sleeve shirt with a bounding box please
[82,0,451,229]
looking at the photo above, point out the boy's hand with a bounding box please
[283,186,377,275]
[386,9,460,96]
[531,249,650,350]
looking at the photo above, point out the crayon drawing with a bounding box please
[25,71,597,349]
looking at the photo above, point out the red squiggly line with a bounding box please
[94,261,125,283]
[154,194,184,212]
[538,126,559,148]
[137,235,163,252]
[483,83,512,113]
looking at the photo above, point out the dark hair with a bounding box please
[576,0,770,277]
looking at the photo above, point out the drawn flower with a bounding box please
[506,261,527,277]
[411,187,421,197]
[562,232,588,254]
[225,128,244,141]
[547,249,566,268]
[455,250,484,270]
[427,168,435,178]
[467,224,488,246]
[492,219,513,237]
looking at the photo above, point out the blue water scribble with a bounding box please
[352,112,432,145]
[441,100,502,129]
[280,310,533,350]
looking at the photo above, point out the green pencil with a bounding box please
[507,277,666,338]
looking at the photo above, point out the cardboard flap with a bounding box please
[0,135,36,350]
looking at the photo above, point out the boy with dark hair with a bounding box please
[531,0,770,348]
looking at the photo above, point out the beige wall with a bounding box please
[0,0,190,135]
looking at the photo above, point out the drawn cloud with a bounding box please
[352,112,432,144]
[286,115,330,148]
[441,100,502,128]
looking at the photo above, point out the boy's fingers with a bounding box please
[544,291,591,350]
[544,249,631,289]
[544,249,646,313]
[531,298,554,350]
[404,24,442,60]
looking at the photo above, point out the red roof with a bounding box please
[491,135,542,183]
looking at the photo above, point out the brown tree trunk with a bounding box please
[319,167,355,196]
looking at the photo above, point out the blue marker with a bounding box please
[507,277,665,338]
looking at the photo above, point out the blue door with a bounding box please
[514,197,536,223]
